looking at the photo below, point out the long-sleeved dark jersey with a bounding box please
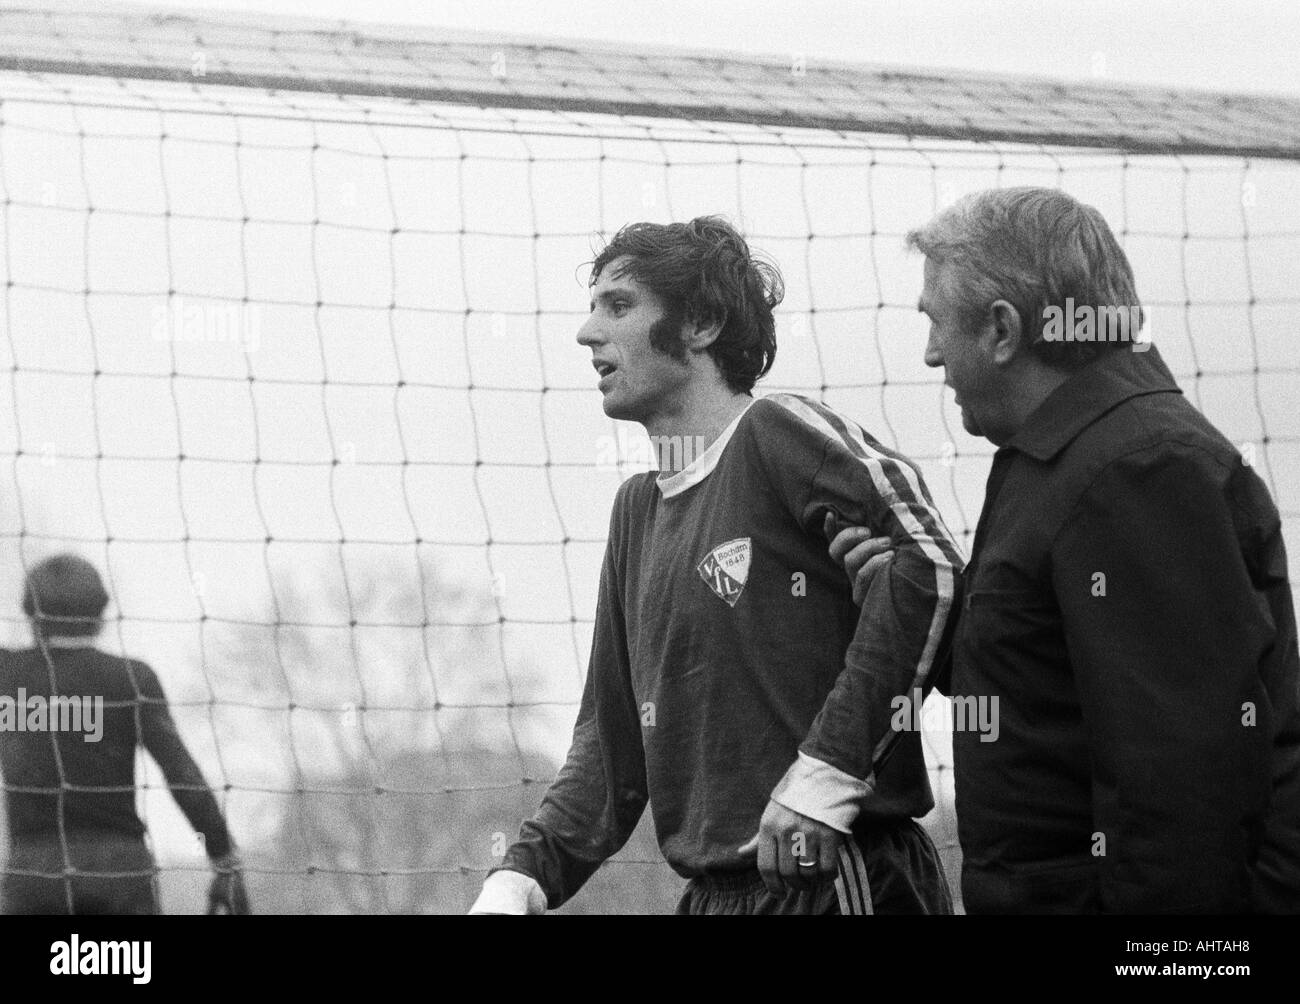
[0,644,232,860]
[499,394,963,907]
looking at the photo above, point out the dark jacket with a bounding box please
[948,344,1300,914]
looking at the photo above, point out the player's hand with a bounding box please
[738,799,842,896]
[825,513,893,606]
[207,855,250,915]
[468,869,547,915]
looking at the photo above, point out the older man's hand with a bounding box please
[824,513,894,606]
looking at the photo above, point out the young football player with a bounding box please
[472,217,961,914]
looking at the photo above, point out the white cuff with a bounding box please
[469,869,548,915]
[769,752,871,834]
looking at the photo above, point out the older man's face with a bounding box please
[920,258,1000,440]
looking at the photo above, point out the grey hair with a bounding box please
[906,187,1144,370]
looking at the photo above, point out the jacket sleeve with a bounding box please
[495,483,649,908]
[1052,444,1275,913]
[135,662,235,861]
[756,396,964,832]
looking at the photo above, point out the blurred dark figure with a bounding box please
[0,553,248,915]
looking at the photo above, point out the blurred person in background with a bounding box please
[0,553,249,915]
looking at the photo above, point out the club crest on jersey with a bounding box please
[697,538,751,607]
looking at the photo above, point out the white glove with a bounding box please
[469,869,548,915]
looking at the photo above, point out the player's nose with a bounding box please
[576,313,603,348]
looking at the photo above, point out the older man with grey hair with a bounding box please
[833,186,1300,914]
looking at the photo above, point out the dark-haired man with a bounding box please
[833,187,1300,913]
[471,216,962,915]
[0,553,249,915]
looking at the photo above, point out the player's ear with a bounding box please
[684,311,725,352]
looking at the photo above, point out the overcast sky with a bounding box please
[89,0,1300,97]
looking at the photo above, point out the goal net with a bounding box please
[1,2,1297,913]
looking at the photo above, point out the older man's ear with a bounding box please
[987,299,1025,366]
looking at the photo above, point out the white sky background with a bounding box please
[0,0,1298,908]
[85,0,1300,97]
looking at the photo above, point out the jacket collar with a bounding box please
[1004,345,1182,462]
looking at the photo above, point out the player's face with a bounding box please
[920,257,1000,441]
[577,260,690,425]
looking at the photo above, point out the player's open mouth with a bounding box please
[593,360,617,387]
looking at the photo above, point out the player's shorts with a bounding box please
[676,817,953,915]
[1,832,160,915]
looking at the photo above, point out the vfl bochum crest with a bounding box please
[697,538,751,607]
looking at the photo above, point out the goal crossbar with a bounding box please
[2,3,1300,160]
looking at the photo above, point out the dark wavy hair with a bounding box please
[589,216,784,393]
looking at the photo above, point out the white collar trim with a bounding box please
[655,400,754,500]
[40,635,99,649]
